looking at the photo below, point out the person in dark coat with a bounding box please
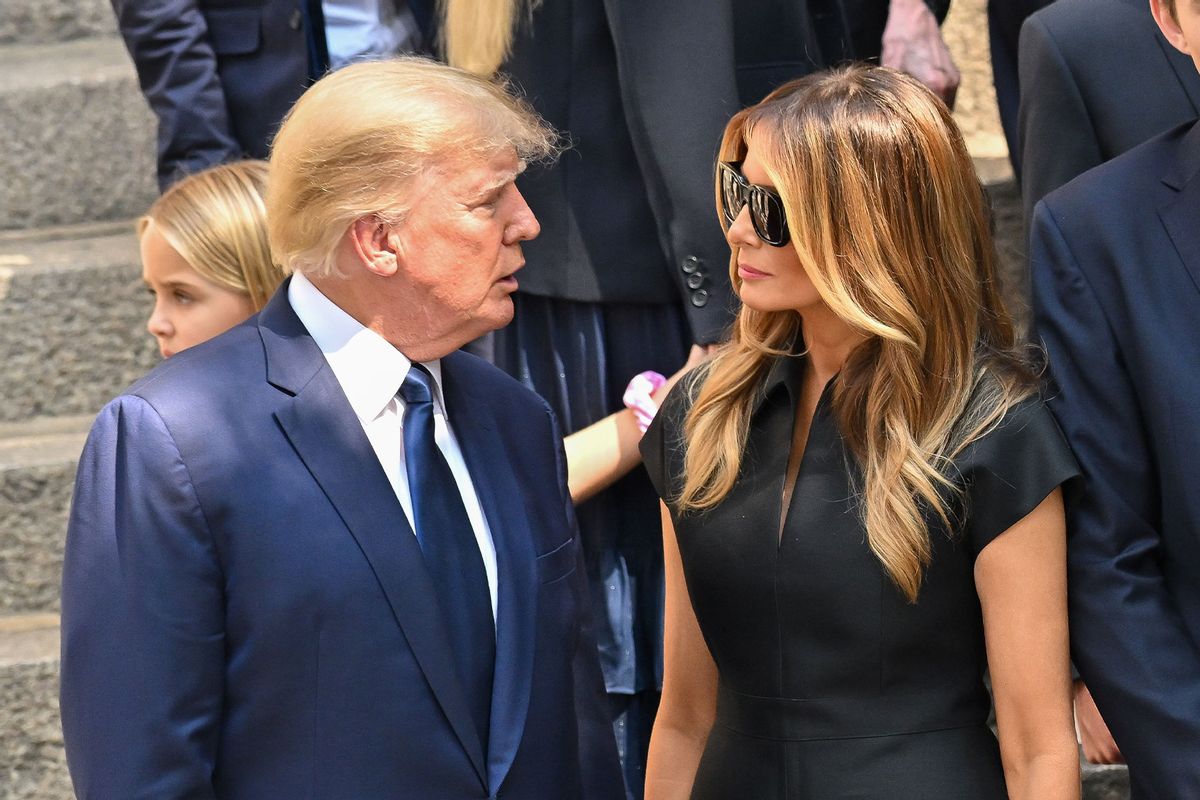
[111,0,435,190]
[1030,0,1200,794]
[1018,0,1200,228]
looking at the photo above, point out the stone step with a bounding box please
[0,222,158,423]
[0,0,115,46]
[0,614,71,800]
[973,157,1029,336]
[1084,762,1131,799]
[0,37,156,231]
[0,416,91,617]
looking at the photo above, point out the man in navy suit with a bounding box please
[60,57,624,800]
[1031,0,1200,794]
[1018,0,1200,229]
[112,0,436,190]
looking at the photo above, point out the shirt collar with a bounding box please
[754,343,807,414]
[287,272,448,422]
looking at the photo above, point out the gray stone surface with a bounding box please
[0,418,90,616]
[0,38,156,231]
[0,224,158,422]
[980,172,1030,337]
[1083,762,1132,799]
[0,655,70,800]
[0,0,115,45]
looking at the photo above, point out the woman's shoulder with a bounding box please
[954,391,1068,472]
[639,365,709,502]
[952,389,1080,557]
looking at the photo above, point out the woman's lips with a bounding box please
[738,263,770,279]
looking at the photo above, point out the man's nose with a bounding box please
[506,187,540,243]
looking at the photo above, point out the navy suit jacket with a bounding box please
[60,286,624,799]
[112,0,330,189]
[1031,121,1200,798]
[1018,0,1200,228]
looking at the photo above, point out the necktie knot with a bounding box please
[400,364,434,406]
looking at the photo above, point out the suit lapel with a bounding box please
[259,291,489,789]
[441,353,538,794]
[1159,123,1200,300]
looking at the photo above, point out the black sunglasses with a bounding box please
[719,161,790,247]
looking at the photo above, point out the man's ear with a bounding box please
[350,216,400,278]
[1151,0,1190,55]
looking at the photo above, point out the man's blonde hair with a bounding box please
[139,160,281,310]
[267,56,557,278]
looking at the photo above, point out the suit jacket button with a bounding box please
[681,255,700,274]
[691,289,710,307]
[289,8,303,30]
[687,272,706,290]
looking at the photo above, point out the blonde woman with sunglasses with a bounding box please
[642,65,1080,799]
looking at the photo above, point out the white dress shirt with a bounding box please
[288,273,498,617]
[322,0,422,70]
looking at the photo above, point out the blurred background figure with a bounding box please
[110,0,435,190]
[985,0,1052,177]
[440,2,956,796]
[1018,0,1200,227]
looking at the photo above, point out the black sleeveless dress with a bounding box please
[639,355,1079,799]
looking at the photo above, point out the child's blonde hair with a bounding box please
[139,160,281,310]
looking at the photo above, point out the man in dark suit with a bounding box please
[112,0,435,190]
[986,0,1052,177]
[1018,0,1200,227]
[60,58,624,800]
[1030,0,1200,794]
[112,0,328,190]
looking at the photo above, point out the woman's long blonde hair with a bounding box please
[438,0,539,75]
[139,160,281,310]
[681,65,1036,602]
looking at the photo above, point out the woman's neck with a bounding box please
[798,306,863,387]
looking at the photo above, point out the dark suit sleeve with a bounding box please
[111,0,242,189]
[543,404,625,800]
[1017,14,1104,230]
[60,396,225,799]
[1031,202,1200,796]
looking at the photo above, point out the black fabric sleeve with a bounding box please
[956,395,1081,558]
[639,372,701,505]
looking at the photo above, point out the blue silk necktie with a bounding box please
[400,364,494,755]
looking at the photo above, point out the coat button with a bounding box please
[681,255,700,274]
[691,289,710,307]
[289,8,303,30]
[686,272,706,290]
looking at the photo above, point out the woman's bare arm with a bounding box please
[645,502,718,799]
[976,488,1080,800]
[564,346,707,503]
